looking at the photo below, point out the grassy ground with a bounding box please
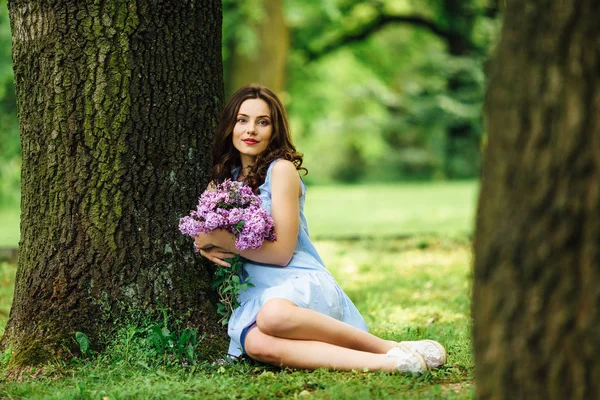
[0,207,19,248]
[0,182,477,399]
[304,182,477,239]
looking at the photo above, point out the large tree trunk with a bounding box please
[473,0,600,398]
[2,0,224,368]
[225,0,288,96]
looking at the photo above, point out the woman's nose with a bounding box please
[246,121,256,134]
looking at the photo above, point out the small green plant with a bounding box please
[141,305,204,367]
[75,331,93,357]
[146,324,202,366]
[212,253,254,325]
[71,303,205,368]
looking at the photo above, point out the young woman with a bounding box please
[194,84,446,373]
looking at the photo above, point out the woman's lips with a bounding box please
[243,139,258,145]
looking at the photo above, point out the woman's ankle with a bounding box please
[382,339,398,353]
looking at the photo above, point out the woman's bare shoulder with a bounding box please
[271,160,301,196]
[271,159,298,177]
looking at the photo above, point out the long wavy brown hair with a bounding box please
[212,84,307,192]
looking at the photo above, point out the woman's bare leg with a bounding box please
[244,326,399,371]
[256,298,396,354]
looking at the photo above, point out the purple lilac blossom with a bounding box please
[179,179,276,252]
[204,212,224,231]
[227,208,244,226]
[179,216,202,237]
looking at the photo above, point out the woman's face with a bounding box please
[232,98,273,166]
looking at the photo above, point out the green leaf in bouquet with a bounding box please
[234,221,245,232]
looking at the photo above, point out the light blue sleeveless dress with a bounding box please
[227,160,369,357]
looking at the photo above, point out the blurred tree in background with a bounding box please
[223,0,288,95]
[0,0,501,203]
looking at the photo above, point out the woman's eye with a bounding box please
[258,120,269,126]
[237,118,246,123]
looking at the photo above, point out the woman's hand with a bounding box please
[194,232,213,251]
[195,229,235,252]
[195,231,237,267]
[199,246,237,268]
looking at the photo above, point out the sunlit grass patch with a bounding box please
[304,181,478,239]
[319,237,471,319]
[318,236,474,378]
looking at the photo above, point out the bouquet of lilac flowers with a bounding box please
[179,179,276,324]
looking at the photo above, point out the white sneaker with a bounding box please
[398,340,446,368]
[386,343,428,374]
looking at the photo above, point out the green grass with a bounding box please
[0,238,474,399]
[304,181,478,239]
[0,207,19,247]
[0,182,477,398]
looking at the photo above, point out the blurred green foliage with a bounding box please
[0,0,19,206]
[223,0,500,183]
[0,0,501,203]
[222,0,265,62]
[284,0,499,183]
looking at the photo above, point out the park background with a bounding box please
[0,0,499,398]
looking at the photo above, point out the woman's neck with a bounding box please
[236,166,248,181]
[237,164,252,181]
[238,155,255,180]
[240,154,256,169]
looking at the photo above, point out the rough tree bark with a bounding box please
[473,0,600,399]
[2,0,225,368]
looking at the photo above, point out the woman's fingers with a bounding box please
[209,248,236,260]
[199,248,233,268]
[218,251,236,259]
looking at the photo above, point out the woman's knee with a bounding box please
[244,328,282,365]
[256,298,297,336]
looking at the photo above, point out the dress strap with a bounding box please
[264,159,281,184]
[232,166,241,181]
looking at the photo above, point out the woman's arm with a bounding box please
[195,160,301,267]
